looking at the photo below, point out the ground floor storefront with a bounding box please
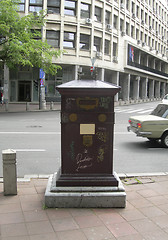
[0,65,168,104]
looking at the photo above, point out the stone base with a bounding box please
[45,172,126,208]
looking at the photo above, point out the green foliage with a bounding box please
[0,0,61,75]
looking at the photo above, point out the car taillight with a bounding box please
[137,123,142,128]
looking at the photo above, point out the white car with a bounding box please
[127,103,168,147]
[162,94,168,104]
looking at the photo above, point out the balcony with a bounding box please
[127,61,168,77]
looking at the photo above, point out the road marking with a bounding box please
[115,107,154,114]
[137,109,153,114]
[114,132,134,134]
[115,108,133,112]
[0,132,61,134]
[14,149,46,152]
[127,109,144,113]
[0,131,132,135]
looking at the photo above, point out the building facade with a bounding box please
[1,0,168,103]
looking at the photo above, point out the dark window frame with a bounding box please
[94,36,101,52]
[104,39,110,55]
[46,30,60,48]
[95,6,102,22]
[29,0,43,12]
[80,34,90,50]
[47,0,61,14]
[63,32,76,48]
[18,0,25,12]
[80,2,90,19]
[64,0,76,16]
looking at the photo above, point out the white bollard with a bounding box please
[50,101,54,110]
[26,102,30,111]
[2,149,17,195]
[42,100,46,110]
[5,103,8,111]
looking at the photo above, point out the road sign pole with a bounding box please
[39,69,46,110]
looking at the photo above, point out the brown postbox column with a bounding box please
[56,80,121,187]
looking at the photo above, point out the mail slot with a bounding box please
[56,80,121,187]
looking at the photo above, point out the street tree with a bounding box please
[0,0,61,75]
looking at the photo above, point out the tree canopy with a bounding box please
[0,0,61,75]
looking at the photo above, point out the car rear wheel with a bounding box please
[161,132,168,148]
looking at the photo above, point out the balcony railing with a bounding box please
[128,61,168,77]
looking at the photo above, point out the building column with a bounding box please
[97,68,104,81]
[133,76,140,100]
[155,81,160,98]
[122,74,130,101]
[141,77,148,99]
[166,83,168,94]
[111,71,119,101]
[160,82,165,98]
[149,79,154,99]
[74,65,78,80]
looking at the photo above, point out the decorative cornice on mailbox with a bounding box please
[56,80,121,96]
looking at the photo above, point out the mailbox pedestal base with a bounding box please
[56,168,118,187]
[45,172,126,208]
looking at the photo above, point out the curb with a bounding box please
[1,172,168,183]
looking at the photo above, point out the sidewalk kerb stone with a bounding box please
[125,172,167,177]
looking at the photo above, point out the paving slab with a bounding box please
[0,175,168,239]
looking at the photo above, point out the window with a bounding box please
[136,29,139,39]
[105,11,110,24]
[126,0,129,10]
[126,22,129,35]
[94,6,102,22]
[63,32,75,48]
[113,15,118,29]
[131,2,135,13]
[47,0,60,14]
[64,0,76,16]
[113,42,117,56]
[141,9,144,20]
[94,37,101,52]
[149,16,151,26]
[29,0,43,12]
[18,0,25,12]
[145,12,147,24]
[81,3,90,19]
[80,34,90,50]
[104,40,110,54]
[136,5,139,18]
[144,34,147,43]
[131,25,134,38]
[140,31,143,41]
[46,30,59,47]
[31,29,41,40]
[120,19,124,31]
[148,36,151,46]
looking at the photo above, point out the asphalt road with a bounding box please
[0,101,167,177]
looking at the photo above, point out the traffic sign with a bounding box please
[40,79,44,87]
[39,69,45,79]
[90,66,94,72]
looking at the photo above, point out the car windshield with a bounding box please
[151,104,168,118]
[163,95,168,100]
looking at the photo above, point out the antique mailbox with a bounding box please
[56,80,121,187]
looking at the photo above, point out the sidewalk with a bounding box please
[0,175,168,239]
[0,102,61,113]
